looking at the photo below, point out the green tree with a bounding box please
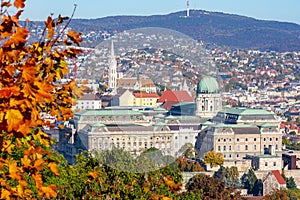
[46,149,183,199]
[284,176,297,190]
[178,143,197,159]
[296,117,300,126]
[241,168,258,194]
[214,166,240,188]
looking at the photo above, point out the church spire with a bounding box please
[108,40,117,95]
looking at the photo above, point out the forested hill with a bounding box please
[67,10,300,52]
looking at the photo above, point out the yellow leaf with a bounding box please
[67,30,82,46]
[8,162,21,180]
[32,173,43,189]
[0,112,4,123]
[88,171,98,179]
[5,109,23,131]
[22,66,36,81]
[17,121,32,136]
[48,163,60,176]
[143,186,150,192]
[21,155,31,168]
[11,27,29,45]
[21,83,35,98]
[41,185,57,198]
[2,140,14,154]
[1,188,11,200]
[45,17,54,39]
[16,180,28,197]
[33,158,44,171]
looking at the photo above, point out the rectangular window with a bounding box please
[218,146,221,151]
[254,145,257,150]
[245,145,248,151]
[265,162,268,166]
[273,162,276,166]
[223,146,226,151]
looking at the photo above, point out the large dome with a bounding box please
[197,76,220,94]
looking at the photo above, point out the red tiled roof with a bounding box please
[157,90,194,103]
[272,170,286,185]
[133,93,159,98]
[80,93,101,100]
[161,101,179,110]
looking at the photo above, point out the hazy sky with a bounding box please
[22,0,300,24]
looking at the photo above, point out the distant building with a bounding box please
[111,89,135,107]
[133,92,159,107]
[195,76,222,118]
[197,107,282,171]
[73,93,102,111]
[57,109,204,164]
[111,89,159,107]
[117,77,157,93]
[263,170,286,196]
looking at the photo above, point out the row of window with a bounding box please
[217,137,279,142]
[218,144,279,151]
[92,142,171,149]
[93,136,171,142]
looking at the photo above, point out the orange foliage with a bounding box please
[0,2,82,199]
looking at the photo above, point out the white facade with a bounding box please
[73,94,102,111]
[195,93,222,118]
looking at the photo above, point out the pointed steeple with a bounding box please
[182,79,190,95]
[108,40,117,95]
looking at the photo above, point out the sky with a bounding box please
[22,0,300,25]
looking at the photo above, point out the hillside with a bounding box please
[65,10,300,52]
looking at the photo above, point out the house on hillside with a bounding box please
[263,170,286,196]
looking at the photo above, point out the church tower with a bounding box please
[108,40,117,95]
[195,76,222,118]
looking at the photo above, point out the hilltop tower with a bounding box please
[186,0,190,17]
[108,40,117,95]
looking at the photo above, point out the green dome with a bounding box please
[197,76,220,94]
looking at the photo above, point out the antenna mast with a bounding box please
[187,0,190,17]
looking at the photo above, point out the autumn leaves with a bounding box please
[0,0,82,199]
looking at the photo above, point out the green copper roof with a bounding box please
[197,76,220,94]
[153,107,167,112]
[212,123,257,128]
[221,107,274,115]
[259,123,278,127]
[202,121,213,125]
[173,102,195,107]
[91,123,106,127]
[165,115,178,120]
[153,122,167,126]
[154,114,165,118]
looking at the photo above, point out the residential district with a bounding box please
[44,34,300,198]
